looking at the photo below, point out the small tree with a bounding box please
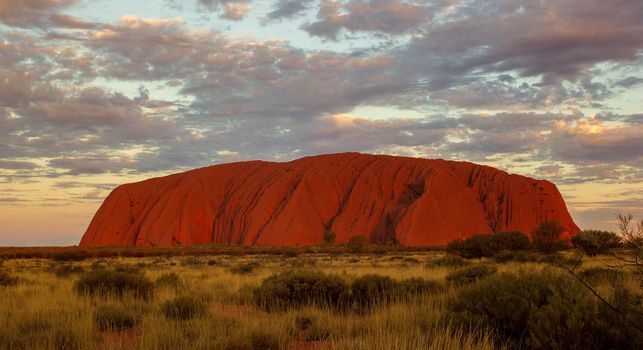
[347,235,369,255]
[532,221,564,254]
[615,214,642,272]
[572,230,621,256]
[322,230,336,245]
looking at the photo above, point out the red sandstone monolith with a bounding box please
[79,153,579,247]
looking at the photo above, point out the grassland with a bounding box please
[0,250,640,350]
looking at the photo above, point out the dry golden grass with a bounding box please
[0,251,638,350]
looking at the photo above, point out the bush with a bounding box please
[74,270,154,300]
[155,272,182,289]
[448,270,564,341]
[398,277,442,295]
[350,274,398,311]
[448,269,643,348]
[94,305,138,331]
[493,250,539,263]
[253,270,349,311]
[447,231,530,258]
[291,314,331,341]
[50,250,88,262]
[528,283,643,350]
[229,262,259,275]
[161,296,207,320]
[250,329,287,350]
[0,269,18,286]
[51,264,85,278]
[283,250,299,258]
[446,264,497,286]
[323,230,336,245]
[428,254,470,267]
[532,221,565,254]
[572,230,621,256]
[346,235,369,254]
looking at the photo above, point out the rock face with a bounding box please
[79,153,579,247]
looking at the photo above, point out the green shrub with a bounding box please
[74,270,154,300]
[323,230,336,245]
[50,251,88,262]
[572,230,621,256]
[229,262,260,275]
[447,231,530,258]
[445,264,497,286]
[161,296,207,320]
[51,264,85,278]
[0,269,18,286]
[291,314,331,341]
[155,272,182,289]
[283,250,299,258]
[346,235,369,254]
[448,270,561,340]
[528,283,643,350]
[253,270,349,311]
[397,277,442,295]
[532,221,566,254]
[448,269,643,348]
[428,254,470,267]
[493,250,539,263]
[94,305,138,331]
[350,274,398,311]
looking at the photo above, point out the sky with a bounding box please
[0,0,642,246]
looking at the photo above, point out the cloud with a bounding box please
[304,0,431,40]
[87,16,403,120]
[615,76,643,88]
[48,13,96,29]
[220,2,252,20]
[264,0,314,22]
[402,0,643,86]
[0,0,89,28]
[0,160,39,170]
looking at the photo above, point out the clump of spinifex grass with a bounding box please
[74,270,154,300]
[0,269,18,286]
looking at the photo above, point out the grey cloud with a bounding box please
[87,17,404,120]
[54,181,118,190]
[402,0,643,85]
[164,0,253,20]
[615,76,643,88]
[0,160,39,170]
[0,0,88,28]
[48,157,136,175]
[265,0,314,21]
[304,0,431,40]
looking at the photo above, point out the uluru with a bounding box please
[79,153,579,247]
